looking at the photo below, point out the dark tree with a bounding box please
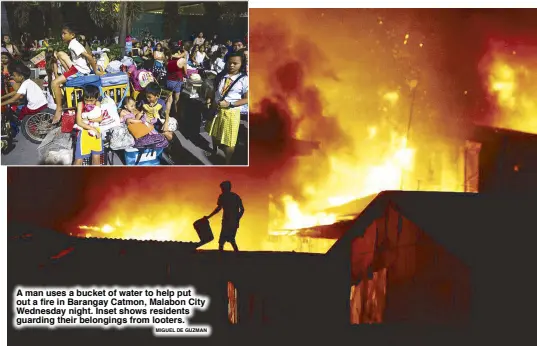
[163,2,180,39]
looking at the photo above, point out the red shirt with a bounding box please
[167,59,186,82]
[1,71,11,96]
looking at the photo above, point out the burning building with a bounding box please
[266,122,537,254]
[16,9,535,254]
[7,10,537,342]
[8,189,533,335]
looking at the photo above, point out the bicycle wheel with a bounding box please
[21,110,54,144]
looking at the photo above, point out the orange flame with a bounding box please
[251,9,466,244]
[76,10,476,254]
[479,40,537,134]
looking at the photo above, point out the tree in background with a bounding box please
[203,2,248,40]
[9,2,64,38]
[163,2,180,40]
[8,1,247,55]
[86,1,143,35]
[86,1,143,55]
[216,1,248,25]
[92,1,143,35]
[9,1,143,43]
[118,1,128,57]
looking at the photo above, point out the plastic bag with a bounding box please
[106,60,122,74]
[37,127,73,163]
[167,117,178,132]
[110,125,135,150]
[44,149,73,165]
[99,96,121,132]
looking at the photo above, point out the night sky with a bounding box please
[7,8,537,230]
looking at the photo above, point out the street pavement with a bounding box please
[1,120,248,166]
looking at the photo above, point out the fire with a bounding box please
[79,224,115,234]
[74,10,474,254]
[480,40,537,134]
[383,92,399,105]
[250,9,466,243]
[279,195,337,230]
[77,213,203,244]
[269,130,416,235]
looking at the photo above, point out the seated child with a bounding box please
[74,101,101,137]
[74,85,103,166]
[50,23,104,124]
[1,62,48,120]
[120,96,159,138]
[120,96,142,125]
[138,82,174,141]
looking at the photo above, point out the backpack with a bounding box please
[131,69,155,91]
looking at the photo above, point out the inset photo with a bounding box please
[1,1,249,166]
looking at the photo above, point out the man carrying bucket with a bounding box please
[205,181,245,252]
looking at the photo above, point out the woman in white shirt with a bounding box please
[195,45,209,68]
[153,43,166,66]
[211,43,220,55]
[3,35,20,56]
[193,32,205,46]
[152,42,167,83]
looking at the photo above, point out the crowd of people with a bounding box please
[1,26,249,166]
[129,31,248,82]
[1,30,122,58]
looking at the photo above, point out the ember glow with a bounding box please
[75,202,209,245]
[252,9,464,238]
[79,224,115,234]
[71,9,537,254]
[479,40,537,134]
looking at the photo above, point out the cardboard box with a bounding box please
[30,51,46,65]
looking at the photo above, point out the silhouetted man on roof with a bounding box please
[205,181,244,252]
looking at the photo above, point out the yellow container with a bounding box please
[65,84,130,108]
[132,87,140,101]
